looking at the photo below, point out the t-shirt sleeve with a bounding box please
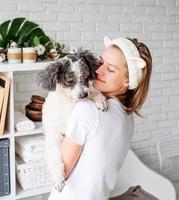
[65,100,99,145]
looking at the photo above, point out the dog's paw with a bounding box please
[54,180,65,193]
[94,93,108,111]
[88,86,108,111]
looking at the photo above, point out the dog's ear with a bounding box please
[36,62,62,91]
[79,50,100,80]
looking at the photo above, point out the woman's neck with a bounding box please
[103,92,126,102]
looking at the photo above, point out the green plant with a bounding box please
[0,17,54,50]
[0,17,67,60]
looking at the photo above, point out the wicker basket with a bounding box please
[16,155,54,190]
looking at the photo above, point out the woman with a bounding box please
[48,35,152,200]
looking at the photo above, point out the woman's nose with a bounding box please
[96,64,106,75]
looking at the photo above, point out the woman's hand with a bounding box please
[60,136,83,180]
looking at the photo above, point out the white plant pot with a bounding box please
[23,47,37,63]
[7,48,22,64]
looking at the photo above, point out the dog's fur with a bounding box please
[36,49,107,192]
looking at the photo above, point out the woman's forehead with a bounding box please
[102,46,127,67]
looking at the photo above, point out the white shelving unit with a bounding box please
[0,60,55,200]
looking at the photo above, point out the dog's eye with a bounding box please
[67,76,76,83]
[68,79,74,83]
[83,78,89,85]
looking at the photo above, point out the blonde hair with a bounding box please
[112,38,152,116]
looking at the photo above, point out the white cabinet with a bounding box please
[0,61,55,200]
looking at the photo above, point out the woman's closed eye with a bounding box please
[108,65,115,73]
[100,56,116,73]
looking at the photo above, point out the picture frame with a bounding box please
[0,73,10,136]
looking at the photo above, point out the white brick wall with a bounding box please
[0,0,179,199]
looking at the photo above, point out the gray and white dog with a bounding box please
[36,49,108,192]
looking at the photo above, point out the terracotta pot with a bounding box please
[25,104,42,122]
[31,95,45,104]
[28,102,43,111]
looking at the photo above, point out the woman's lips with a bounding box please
[96,78,105,83]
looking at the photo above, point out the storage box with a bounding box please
[0,139,10,197]
[16,155,53,190]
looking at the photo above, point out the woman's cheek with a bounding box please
[92,80,101,89]
[93,81,107,92]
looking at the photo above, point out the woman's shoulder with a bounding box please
[69,99,99,137]
[74,99,96,110]
[72,99,99,120]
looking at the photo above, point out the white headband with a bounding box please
[104,35,146,90]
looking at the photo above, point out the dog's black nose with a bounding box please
[79,92,88,99]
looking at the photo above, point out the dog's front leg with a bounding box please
[45,131,65,192]
[88,83,108,111]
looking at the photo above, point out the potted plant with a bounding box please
[0,17,67,63]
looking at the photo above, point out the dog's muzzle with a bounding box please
[79,91,88,99]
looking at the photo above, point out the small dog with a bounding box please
[36,49,108,192]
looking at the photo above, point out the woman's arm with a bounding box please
[60,136,83,180]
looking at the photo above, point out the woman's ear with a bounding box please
[122,79,129,88]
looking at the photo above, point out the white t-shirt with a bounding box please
[48,98,134,200]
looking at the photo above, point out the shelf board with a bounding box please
[0,60,56,72]
[16,183,52,199]
[14,122,43,137]
[0,130,11,139]
[0,194,12,200]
